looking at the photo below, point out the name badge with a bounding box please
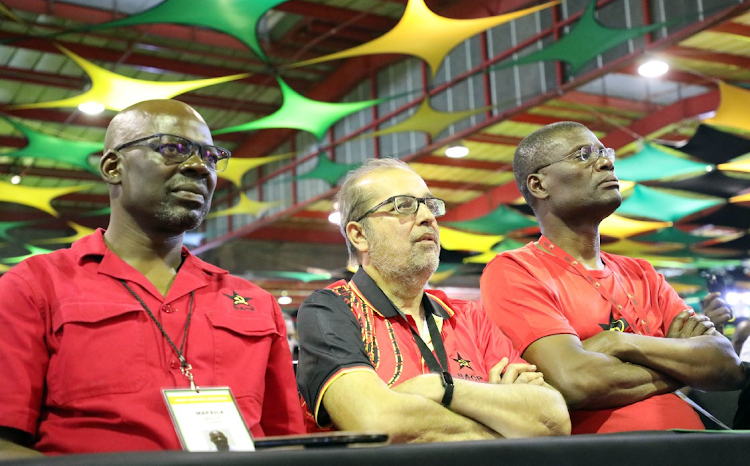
[163,387,255,452]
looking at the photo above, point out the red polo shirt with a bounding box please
[481,243,703,433]
[0,229,303,454]
[296,268,524,427]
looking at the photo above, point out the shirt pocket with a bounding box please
[207,312,280,402]
[48,303,148,405]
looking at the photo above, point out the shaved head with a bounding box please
[104,100,210,152]
[101,99,216,235]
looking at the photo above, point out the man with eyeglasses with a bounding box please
[480,121,745,434]
[0,100,303,458]
[296,158,570,442]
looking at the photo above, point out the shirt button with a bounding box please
[162,304,176,313]
[617,304,623,309]
[594,282,600,288]
[571,260,578,266]
[170,360,180,369]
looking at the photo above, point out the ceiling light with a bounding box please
[277,291,292,306]
[78,101,105,115]
[445,143,469,158]
[10,174,21,185]
[638,60,669,77]
[328,211,341,225]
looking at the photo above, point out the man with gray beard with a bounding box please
[296,159,570,443]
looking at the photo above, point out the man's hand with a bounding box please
[488,357,545,386]
[667,310,716,338]
[702,292,733,335]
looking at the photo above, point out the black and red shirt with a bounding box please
[296,268,523,427]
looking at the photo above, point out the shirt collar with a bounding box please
[72,228,227,276]
[350,267,452,320]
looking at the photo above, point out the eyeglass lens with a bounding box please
[393,196,445,216]
[157,135,228,171]
[579,146,615,163]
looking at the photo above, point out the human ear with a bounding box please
[527,173,549,201]
[99,150,121,185]
[346,221,370,254]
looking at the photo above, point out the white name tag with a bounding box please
[163,387,255,452]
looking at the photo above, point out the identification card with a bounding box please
[163,387,255,452]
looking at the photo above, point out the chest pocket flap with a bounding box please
[207,312,279,337]
[53,302,143,333]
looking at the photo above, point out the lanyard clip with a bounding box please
[180,364,199,392]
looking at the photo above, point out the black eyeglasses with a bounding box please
[114,133,231,172]
[355,195,446,222]
[535,145,616,172]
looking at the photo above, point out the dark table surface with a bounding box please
[7,430,750,466]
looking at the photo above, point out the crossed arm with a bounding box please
[322,359,570,443]
[523,311,746,410]
[0,427,42,460]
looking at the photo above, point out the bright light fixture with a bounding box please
[10,174,21,185]
[78,101,105,115]
[445,143,469,158]
[638,60,669,78]
[328,211,341,225]
[278,292,292,306]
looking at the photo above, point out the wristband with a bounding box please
[440,371,454,408]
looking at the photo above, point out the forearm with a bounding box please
[0,439,43,460]
[384,384,500,442]
[394,375,570,438]
[324,373,499,444]
[547,350,682,410]
[611,334,745,390]
[356,397,500,443]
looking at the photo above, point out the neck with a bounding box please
[363,264,425,320]
[104,217,185,282]
[538,216,603,270]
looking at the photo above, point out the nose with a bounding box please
[179,151,211,177]
[415,200,437,225]
[595,153,615,171]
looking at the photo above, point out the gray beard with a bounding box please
[366,225,439,293]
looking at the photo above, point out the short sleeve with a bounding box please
[296,289,374,426]
[259,297,305,436]
[480,252,577,354]
[0,267,48,434]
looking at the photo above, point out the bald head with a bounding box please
[104,100,210,152]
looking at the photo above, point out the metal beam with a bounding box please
[418,155,510,171]
[601,90,720,149]
[667,45,750,71]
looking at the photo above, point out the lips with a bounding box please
[599,177,620,188]
[171,183,208,202]
[414,231,438,243]
[172,184,207,197]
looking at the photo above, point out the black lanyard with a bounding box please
[395,294,453,407]
[401,295,450,375]
[120,280,197,390]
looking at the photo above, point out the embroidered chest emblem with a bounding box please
[452,352,474,372]
[599,317,630,332]
[224,291,255,311]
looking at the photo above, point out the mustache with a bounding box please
[411,228,439,243]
